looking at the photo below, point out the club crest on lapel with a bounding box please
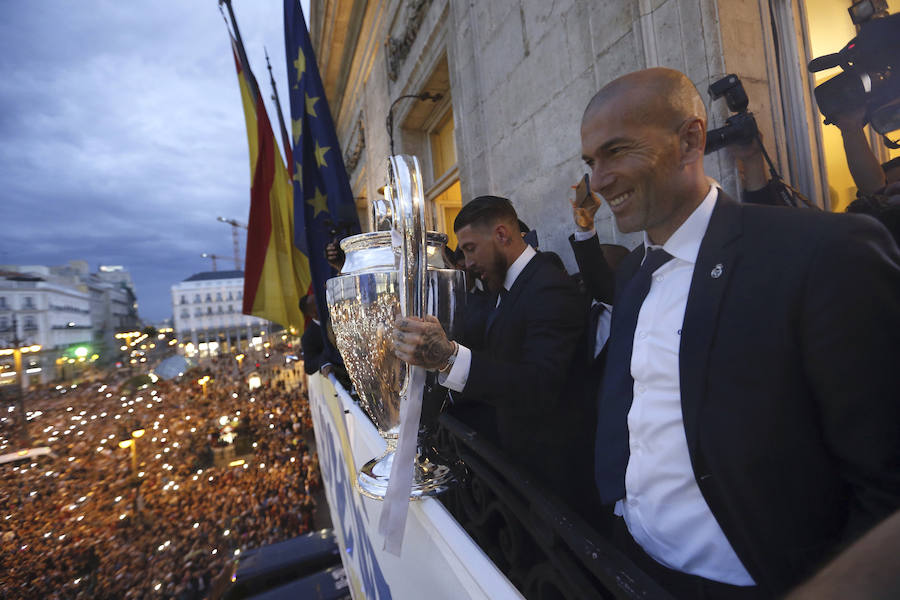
[710,263,724,279]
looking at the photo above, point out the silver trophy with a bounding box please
[325,155,464,500]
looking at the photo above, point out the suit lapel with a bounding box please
[485,252,542,343]
[679,194,743,459]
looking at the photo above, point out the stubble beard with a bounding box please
[485,249,509,294]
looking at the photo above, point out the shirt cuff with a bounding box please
[437,344,471,392]
[573,229,597,241]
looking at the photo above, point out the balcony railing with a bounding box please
[433,413,674,600]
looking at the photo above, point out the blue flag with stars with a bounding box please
[284,0,361,319]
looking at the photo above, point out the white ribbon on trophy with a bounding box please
[377,155,427,555]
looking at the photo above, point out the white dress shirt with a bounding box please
[440,244,537,392]
[617,186,754,585]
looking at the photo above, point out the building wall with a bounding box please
[0,280,91,350]
[0,278,92,384]
[170,277,269,346]
[312,0,818,271]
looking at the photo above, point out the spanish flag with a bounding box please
[229,33,310,331]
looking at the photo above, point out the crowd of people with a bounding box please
[0,345,322,600]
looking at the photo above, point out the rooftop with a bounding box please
[182,270,244,282]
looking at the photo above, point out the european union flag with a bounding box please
[284,0,361,320]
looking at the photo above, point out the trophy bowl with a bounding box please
[326,230,465,499]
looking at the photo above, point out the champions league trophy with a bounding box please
[325,155,465,500]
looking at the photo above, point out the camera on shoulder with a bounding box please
[807,3,900,145]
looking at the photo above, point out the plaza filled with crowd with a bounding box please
[0,345,322,599]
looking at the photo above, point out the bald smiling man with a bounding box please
[583,68,900,598]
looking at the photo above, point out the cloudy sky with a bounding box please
[1,1,309,323]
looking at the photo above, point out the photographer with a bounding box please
[726,135,783,206]
[832,105,887,196]
[807,7,900,201]
[705,73,804,207]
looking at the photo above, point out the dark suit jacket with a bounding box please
[569,233,616,303]
[607,192,900,594]
[460,251,591,493]
[300,320,343,376]
[446,287,500,441]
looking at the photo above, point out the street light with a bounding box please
[248,373,261,391]
[2,315,41,446]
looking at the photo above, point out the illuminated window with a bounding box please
[431,113,457,181]
[427,110,462,251]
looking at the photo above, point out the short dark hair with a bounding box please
[454,195,518,232]
[298,294,316,313]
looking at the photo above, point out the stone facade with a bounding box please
[0,272,92,385]
[312,0,853,269]
[170,271,269,354]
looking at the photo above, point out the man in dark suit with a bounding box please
[298,294,344,380]
[583,67,900,598]
[392,195,591,495]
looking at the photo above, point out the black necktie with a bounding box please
[485,287,506,336]
[595,247,674,504]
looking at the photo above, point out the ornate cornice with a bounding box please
[343,112,366,175]
[386,0,432,81]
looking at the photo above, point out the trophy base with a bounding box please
[358,449,454,501]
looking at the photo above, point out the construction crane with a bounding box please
[217,216,248,271]
[200,253,236,272]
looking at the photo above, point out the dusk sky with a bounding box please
[1,1,309,323]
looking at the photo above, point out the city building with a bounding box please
[170,270,271,356]
[47,261,141,363]
[311,0,899,264]
[0,261,142,384]
[0,269,92,385]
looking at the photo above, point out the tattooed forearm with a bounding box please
[413,330,453,369]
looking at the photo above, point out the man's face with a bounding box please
[455,223,508,293]
[581,101,685,243]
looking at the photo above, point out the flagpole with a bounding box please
[219,0,260,102]
[265,46,294,173]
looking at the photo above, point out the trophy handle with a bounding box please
[388,155,427,397]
